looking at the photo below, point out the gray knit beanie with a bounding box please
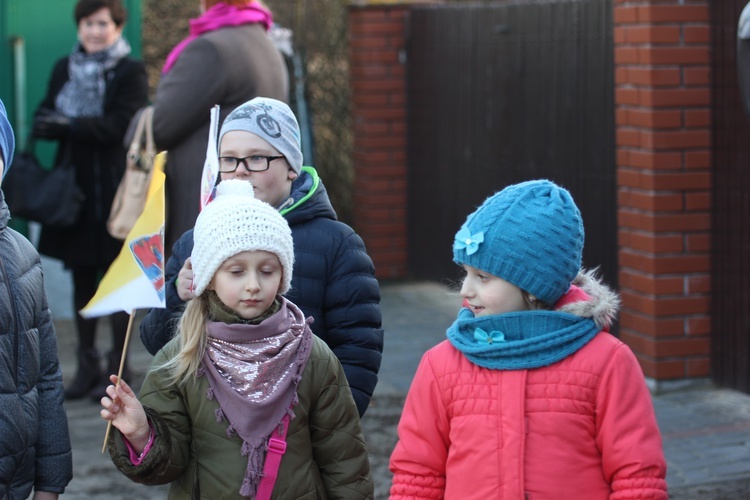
[191,179,294,296]
[218,97,303,174]
[453,179,584,304]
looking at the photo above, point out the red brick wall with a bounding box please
[349,3,414,280]
[614,0,712,383]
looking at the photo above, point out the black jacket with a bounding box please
[0,192,72,497]
[36,55,149,268]
[139,168,383,416]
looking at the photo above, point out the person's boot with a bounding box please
[89,350,131,402]
[64,348,100,400]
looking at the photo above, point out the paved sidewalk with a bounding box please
[45,276,750,499]
[655,388,750,497]
[377,282,750,499]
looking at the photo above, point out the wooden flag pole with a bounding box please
[102,309,136,453]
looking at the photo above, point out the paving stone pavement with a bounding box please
[40,261,750,498]
[655,389,750,498]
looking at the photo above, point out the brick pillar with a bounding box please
[614,1,712,389]
[349,0,436,280]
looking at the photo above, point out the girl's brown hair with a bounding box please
[74,0,127,27]
[522,291,552,311]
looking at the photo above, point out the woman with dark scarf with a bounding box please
[32,0,148,401]
[131,0,289,251]
[100,180,373,499]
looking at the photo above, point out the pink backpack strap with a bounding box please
[255,413,291,500]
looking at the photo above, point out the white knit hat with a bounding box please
[191,179,294,296]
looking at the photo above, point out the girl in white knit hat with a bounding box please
[99,179,373,499]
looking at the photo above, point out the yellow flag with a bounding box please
[80,153,166,318]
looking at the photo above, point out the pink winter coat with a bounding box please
[389,272,667,499]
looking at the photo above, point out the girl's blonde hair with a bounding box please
[154,294,211,386]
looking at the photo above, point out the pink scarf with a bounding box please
[199,298,313,497]
[162,2,273,74]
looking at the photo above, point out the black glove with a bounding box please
[32,109,73,140]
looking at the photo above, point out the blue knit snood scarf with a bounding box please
[447,308,601,370]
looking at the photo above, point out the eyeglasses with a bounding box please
[217,155,285,173]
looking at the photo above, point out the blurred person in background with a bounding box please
[132,0,289,251]
[32,0,149,401]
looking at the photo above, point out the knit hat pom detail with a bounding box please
[215,177,256,199]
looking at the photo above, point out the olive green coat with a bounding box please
[108,336,373,499]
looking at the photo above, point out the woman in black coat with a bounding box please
[33,0,149,401]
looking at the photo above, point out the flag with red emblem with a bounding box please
[80,153,166,318]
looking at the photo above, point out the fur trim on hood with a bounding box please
[556,269,620,331]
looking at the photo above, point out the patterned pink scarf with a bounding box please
[199,298,313,497]
[162,1,273,74]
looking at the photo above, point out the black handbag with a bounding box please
[4,139,84,228]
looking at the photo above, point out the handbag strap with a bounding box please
[127,106,155,172]
[143,106,155,157]
[255,413,291,500]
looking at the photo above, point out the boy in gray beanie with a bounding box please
[390,179,667,498]
[218,96,303,176]
[140,97,383,417]
[0,98,73,498]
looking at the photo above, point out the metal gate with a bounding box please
[406,0,617,294]
[710,0,750,392]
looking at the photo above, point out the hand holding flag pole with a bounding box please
[79,154,166,453]
[101,311,136,453]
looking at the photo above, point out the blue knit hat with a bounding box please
[453,179,584,305]
[0,99,15,179]
[219,97,303,175]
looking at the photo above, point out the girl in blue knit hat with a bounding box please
[389,179,667,499]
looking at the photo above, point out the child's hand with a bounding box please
[100,374,150,452]
[176,257,195,301]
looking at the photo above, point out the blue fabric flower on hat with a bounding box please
[454,226,484,256]
[474,327,505,344]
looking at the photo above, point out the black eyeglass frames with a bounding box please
[217,155,285,173]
